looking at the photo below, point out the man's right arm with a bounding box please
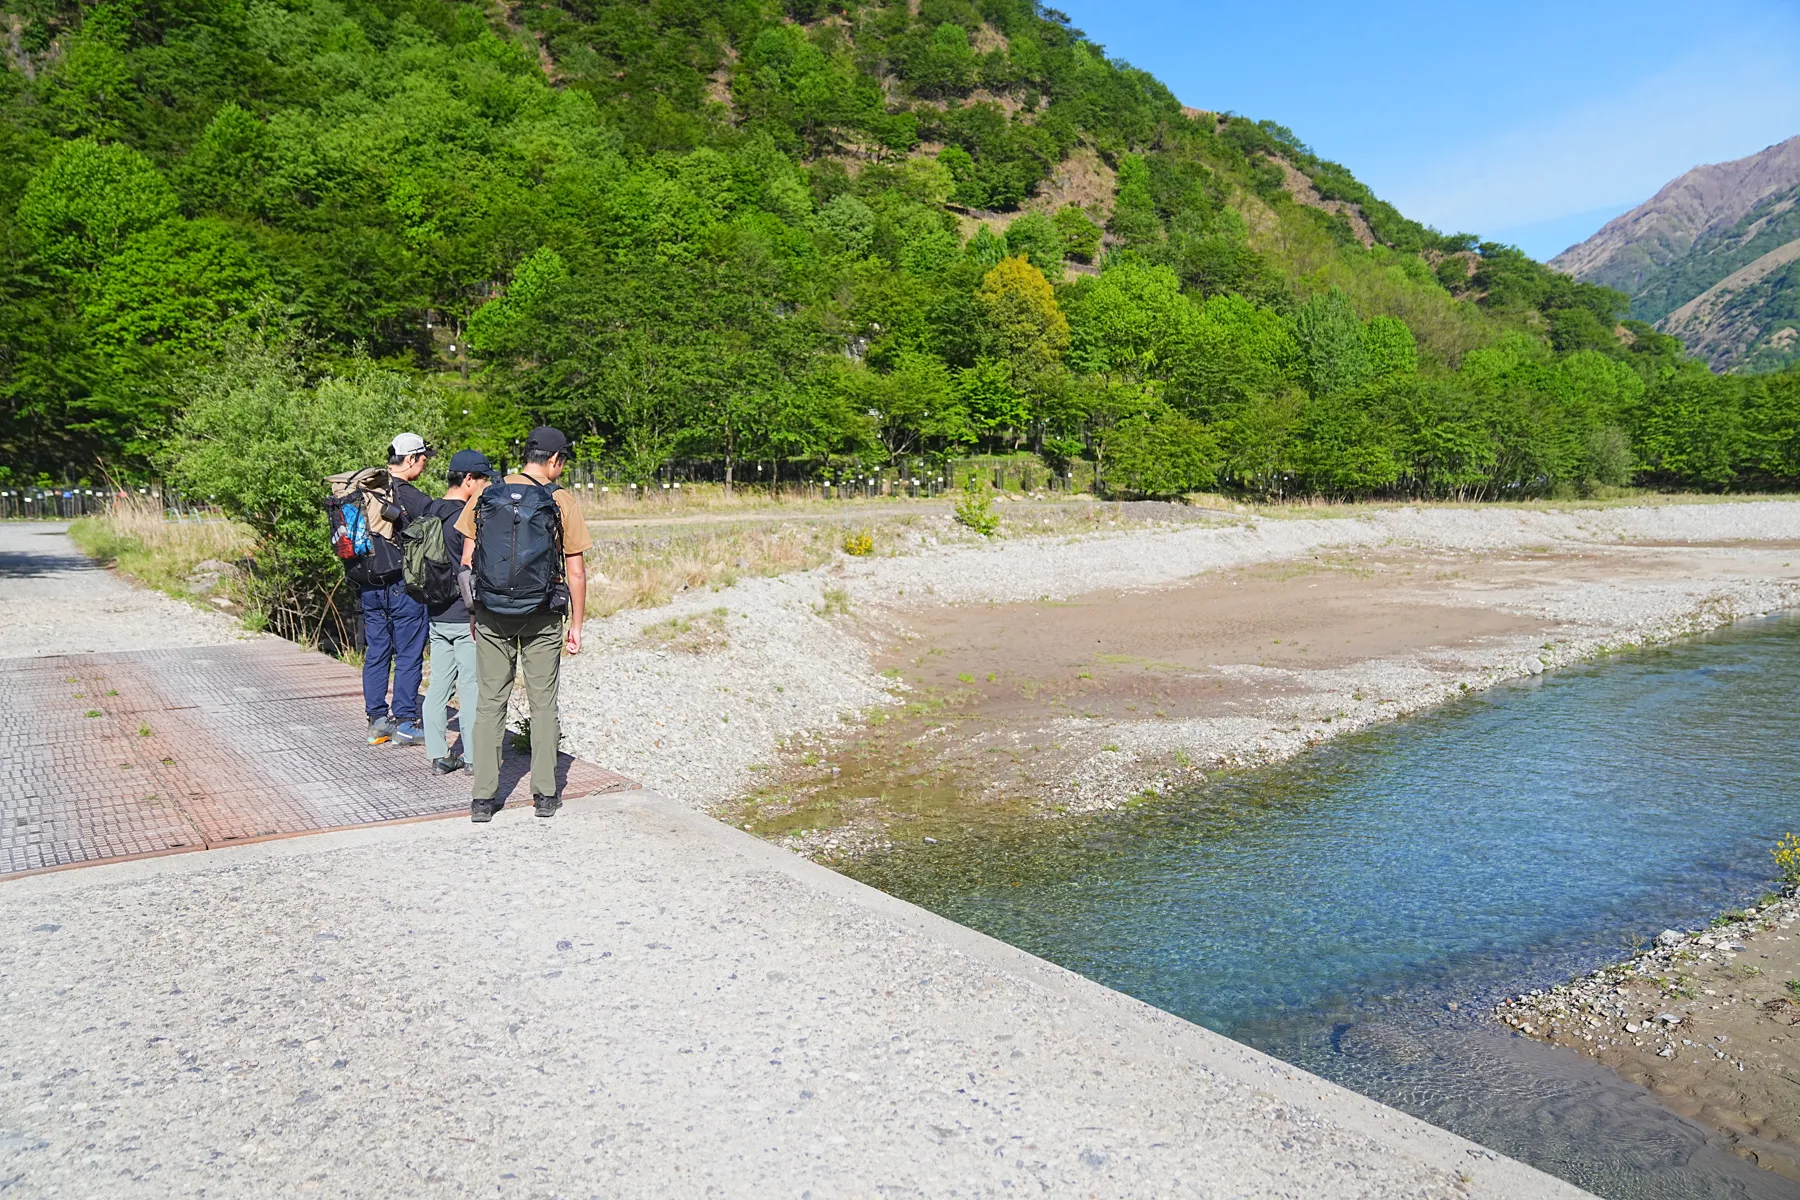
[459,526,476,634]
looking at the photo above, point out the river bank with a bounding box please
[1503,891,1800,1183]
[543,499,1800,851]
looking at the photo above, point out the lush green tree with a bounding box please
[166,330,445,636]
[1001,211,1064,280]
[1053,204,1102,262]
[16,139,180,272]
[976,255,1068,375]
[1066,259,1193,382]
[1104,405,1217,497]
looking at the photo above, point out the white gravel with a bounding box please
[556,501,1800,815]
[0,523,250,659]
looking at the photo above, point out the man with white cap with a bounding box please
[359,432,435,746]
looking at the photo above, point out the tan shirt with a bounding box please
[454,474,593,556]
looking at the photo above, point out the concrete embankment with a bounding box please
[0,789,1585,1197]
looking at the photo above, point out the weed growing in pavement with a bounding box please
[1787,979,1800,1000]
[137,723,151,737]
[817,585,852,617]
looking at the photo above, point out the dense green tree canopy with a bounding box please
[0,0,1791,500]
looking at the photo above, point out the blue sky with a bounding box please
[1052,0,1800,260]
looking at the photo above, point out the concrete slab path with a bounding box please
[0,789,1587,1198]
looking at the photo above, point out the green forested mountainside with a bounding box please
[2,0,1797,501]
[1645,184,1800,374]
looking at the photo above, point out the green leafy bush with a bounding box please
[953,487,1000,536]
[165,327,444,641]
[1104,408,1219,498]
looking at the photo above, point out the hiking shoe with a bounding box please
[432,755,466,774]
[392,721,425,747]
[366,716,396,746]
[470,799,495,823]
[533,793,562,819]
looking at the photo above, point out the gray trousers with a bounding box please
[424,621,477,761]
[471,608,564,802]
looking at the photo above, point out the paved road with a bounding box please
[0,521,247,658]
[0,790,1585,1198]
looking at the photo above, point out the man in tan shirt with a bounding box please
[454,426,593,820]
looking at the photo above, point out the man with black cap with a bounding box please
[420,449,492,772]
[361,432,435,747]
[454,426,592,820]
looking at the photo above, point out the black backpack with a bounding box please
[471,479,565,615]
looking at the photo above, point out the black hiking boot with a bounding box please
[433,755,466,774]
[533,793,562,819]
[471,799,496,823]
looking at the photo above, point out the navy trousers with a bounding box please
[359,578,428,724]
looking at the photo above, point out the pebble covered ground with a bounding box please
[554,501,1800,819]
[1500,892,1800,1181]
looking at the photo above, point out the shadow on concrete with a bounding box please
[0,544,97,578]
[494,744,583,801]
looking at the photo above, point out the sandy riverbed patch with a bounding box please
[1504,894,1800,1183]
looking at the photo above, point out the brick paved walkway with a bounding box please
[0,639,634,876]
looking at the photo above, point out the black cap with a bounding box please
[447,449,494,475]
[525,426,571,456]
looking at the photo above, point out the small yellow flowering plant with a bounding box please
[1772,833,1800,887]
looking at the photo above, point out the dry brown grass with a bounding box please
[67,493,255,602]
[564,481,946,520]
[585,523,844,618]
[639,607,730,654]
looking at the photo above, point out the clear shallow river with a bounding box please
[849,614,1800,1199]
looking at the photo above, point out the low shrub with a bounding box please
[1774,832,1800,887]
[953,488,1000,537]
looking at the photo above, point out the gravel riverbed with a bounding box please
[554,500,1800,824]
[1501,892,1800,1181]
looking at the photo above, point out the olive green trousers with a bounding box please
[471,608,564,802]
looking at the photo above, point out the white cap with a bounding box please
[389,432,432,457]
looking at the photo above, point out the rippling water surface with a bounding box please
[849,615,1800,1199]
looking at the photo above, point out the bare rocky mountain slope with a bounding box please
[1550,136,1800,371]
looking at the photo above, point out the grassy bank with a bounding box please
[67,495,255,609]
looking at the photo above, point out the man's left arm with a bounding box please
[398,481,432,520]
[564,553,585,655]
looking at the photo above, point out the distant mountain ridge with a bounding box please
[1550,136,1800,371]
